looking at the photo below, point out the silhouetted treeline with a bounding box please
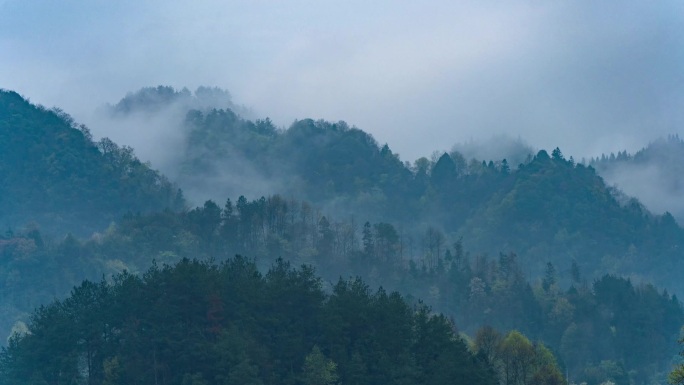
[3,86,684,384]
[0,90,185,235]
[175,100,684,294]
[4,87,684,291]
[0,257,498,385]
[1,197,681,384]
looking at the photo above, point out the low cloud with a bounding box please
[602,163,684,221]
[1,1,682,164]
[594,137,684,223]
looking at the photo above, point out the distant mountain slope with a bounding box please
[1,195,679,385]
[106,85,251,117]
[460,149,684,281]
[166,100,684,287]
[6,84,683,288]
[0,90,185,235]
[1,86,683,385]
[592,134,684,223]
[180,112,417,221]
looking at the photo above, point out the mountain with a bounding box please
[458,149,684,284]
[180,112,416,219]
[2,195,679,385]
[2,86,684,384]
[7,84,682,291]
[147,94,684,291]
[105,85,252,118]
[0,90,185,236]
[592,134,684,223]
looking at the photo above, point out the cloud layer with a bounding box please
[1,1,683,162]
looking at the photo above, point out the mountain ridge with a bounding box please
[2,86,684,384]
[0,89,185,236]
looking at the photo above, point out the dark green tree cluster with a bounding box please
[416,248,683,384]
[173,98,684,293]
[0,90,185,235]
[2,195,681,384]
[180,112,414,221]
[5,85,684,292]
[0,257,496,385]
[457,149,684,283]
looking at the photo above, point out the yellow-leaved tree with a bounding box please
[670,334,684,384]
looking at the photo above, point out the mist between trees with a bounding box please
[1,194,682,384]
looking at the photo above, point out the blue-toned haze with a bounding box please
[1,1,682,163]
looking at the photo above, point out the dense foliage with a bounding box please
[1,195,681,384]
[670,336,684,385]
[472,327,567,385]
[0,90,185,235]
[6,85,684,289]
[2,86,684,385]
[0,257,497,385]
[172,98,684,292]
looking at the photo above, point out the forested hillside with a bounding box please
[2,86,684,384]
[0,258,502,385]
[0,90,185,235]
[121,85,684,291]
[1,196,681,384]
[106,85,251,118]
[592,134,684,223]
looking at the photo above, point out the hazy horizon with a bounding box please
[2,1,683,162]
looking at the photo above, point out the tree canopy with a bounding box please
[0,257,497,385]
[0,90,185,235]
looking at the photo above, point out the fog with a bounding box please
[451,135,535,168]
[1,1,683,164]
[592,136,684,223]
[603,163,684,221]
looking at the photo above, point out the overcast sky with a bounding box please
[1,1,683,162]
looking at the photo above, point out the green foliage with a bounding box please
[499,330,536,385]
[3,87,684,385]
[301,346,338,385]
[671,364,684,385]
[472,327,566,385]
[6,85,684,294]
[670,332,684,385]
[592,134,684,222]
[1,194,680,384]
[171,101,684,297]
[0,90,185,235]
[0,258,497,385]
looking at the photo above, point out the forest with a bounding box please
[0,90,185,235]
[591,134,684,223]
[1,87,684,384]
[2,194,682,384]
[105,87,684,292]
[1,257,502,385]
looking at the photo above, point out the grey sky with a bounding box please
[1,1,683,162]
